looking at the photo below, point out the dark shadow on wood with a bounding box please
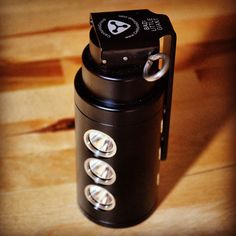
[158,15,236,232]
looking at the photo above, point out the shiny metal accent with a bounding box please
[84,158,116,185]
[143,53,170,82]
[158,147,161,161]
[84,185,116,211]
[84,130,117,158]
[160,119,163,133]
[157,173,160,186]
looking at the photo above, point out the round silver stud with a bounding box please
[84,185,116,211]
[84,130,117,158]
[84,158,116,185]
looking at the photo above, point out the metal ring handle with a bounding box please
[143,53,170,82]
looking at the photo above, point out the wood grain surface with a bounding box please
[0,1,236,235]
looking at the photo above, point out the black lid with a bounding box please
[89,9,173,67]
[80,9,176,102]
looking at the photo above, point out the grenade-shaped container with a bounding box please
[74,9,176,228]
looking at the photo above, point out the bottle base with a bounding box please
[79,202,157,228]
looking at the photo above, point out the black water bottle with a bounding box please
[74,9,176,228]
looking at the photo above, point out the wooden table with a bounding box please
[0,1,235,235]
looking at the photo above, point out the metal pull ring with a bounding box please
[143,53,170,82]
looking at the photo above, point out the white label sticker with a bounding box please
[142,18,163,32]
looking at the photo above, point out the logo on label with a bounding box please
[107,20,131,35]
[97,15,140,39]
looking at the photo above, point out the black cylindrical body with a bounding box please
[74,9,176,228]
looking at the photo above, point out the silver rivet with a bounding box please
[84,185,116,211]
[84,158,116,185]
[84,129,117,158]
[102,59,107,64]
[123,56,128,61]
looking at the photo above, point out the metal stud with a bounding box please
[84,185,116,211]
[84,158,116,185]
[84,130,117,158]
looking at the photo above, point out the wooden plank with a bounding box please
[0,70,234,193]
[0,84,74,124]
[175,14,236,45]
[0,15,235,64]
[0,0,235,37]
[0,118,75,137]
[0,67,234,128]
[159,69,236,205]
[0,148,76,191]
[0,29,88,64]
[0,58,81,92]
[0,111,234,192]
[0,1,235,235]
[0,130,75,157]
[60,58,82,84]
[0,60,64,92]
[161,110,236,200]
[1,38,235,93]
[0,166,235,235]
[176,39,236,71]
[60,40,236,75]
